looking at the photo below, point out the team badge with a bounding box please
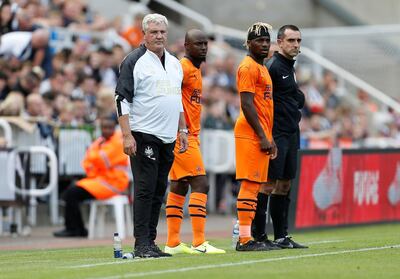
[144,146,156,161]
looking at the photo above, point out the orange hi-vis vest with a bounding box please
[76,131,129,200]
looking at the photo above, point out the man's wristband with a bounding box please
[179,128,188,134]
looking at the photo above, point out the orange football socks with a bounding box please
[189,192,207,247]
[166,192,185,247]
[237,180,260,244]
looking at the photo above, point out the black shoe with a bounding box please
[134,245,160,258]
[274,236,308,249]
[274,236,293,248]
[286,236,308,249]
[150,243,172,257]
[254,234,281,250]
[263,239,282,250]
[53,229,88,238]
[235,240,270,251]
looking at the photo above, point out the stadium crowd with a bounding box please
[1,0,399,151]
[1,0,399,214]
[0,0,399,226]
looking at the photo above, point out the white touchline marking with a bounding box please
[65,239,343,269]
[67,257,169,268]
[67,261,127,268]
[64,239,343,269]
[85,244,400,279]
[305,240,345,245]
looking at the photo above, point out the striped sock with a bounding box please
[237,180,260,244]
[189,192,207,247]
[166,192,185,247]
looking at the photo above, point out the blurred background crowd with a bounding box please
[1,0,399,151]
[0,0,400,219]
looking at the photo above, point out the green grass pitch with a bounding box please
[1,223,399,279]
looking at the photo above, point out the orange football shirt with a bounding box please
[234,55,273,140]
[180,57,202,137]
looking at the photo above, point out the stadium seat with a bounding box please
[87,195,132,239]
[58,128,93,176]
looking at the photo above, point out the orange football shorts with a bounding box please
[235,137,270,183]
[169,135,206,181]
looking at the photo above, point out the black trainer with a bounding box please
[236,240,270,251]
[150,243,172,257]
[274,237,293,248]
[254,234,281,250]
[134,245,160,258]
[287,236,308,249]
[263,239,282,250]
[274,236,308,249]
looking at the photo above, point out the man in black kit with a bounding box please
[252,25,308,249]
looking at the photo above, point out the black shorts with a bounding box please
[268,130,299,180]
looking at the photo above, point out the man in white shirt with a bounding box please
[0,29,49,66]
[115,13,188,258]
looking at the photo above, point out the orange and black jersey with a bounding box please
[234,55,274,140]
[181,57,202,136]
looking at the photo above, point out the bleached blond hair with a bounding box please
[244,22,273,48]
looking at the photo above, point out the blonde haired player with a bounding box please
[234,22,279,251]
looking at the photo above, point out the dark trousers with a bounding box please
[130,132,175,247]
[62,185,94,232]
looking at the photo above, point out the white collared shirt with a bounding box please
[115,45,183,143]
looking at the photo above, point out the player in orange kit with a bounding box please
[164,29,225,255]
[234,22,279,251]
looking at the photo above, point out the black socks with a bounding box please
[269,194,287,240]
[251,193,269,241]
